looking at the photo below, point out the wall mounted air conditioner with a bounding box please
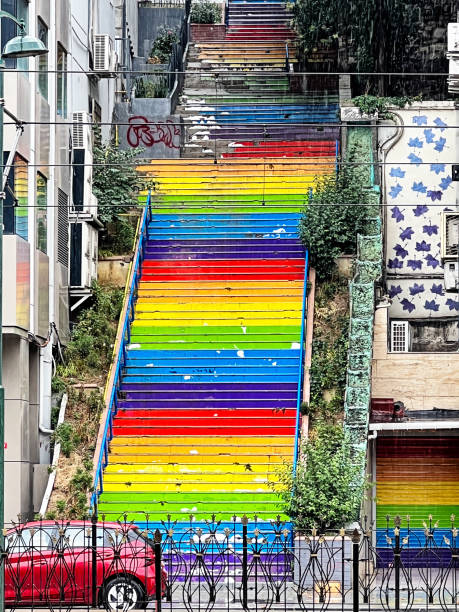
[72,111,94,214]
[441,212,459,259]
[93,35,116,75]
[70,222,98,289]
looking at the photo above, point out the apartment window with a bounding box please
[3,154,28,241]
[2,0,29,71]
[36,173,47,253]
[57,44,68,117]
[390,319,459,353]
[37,18,48,99]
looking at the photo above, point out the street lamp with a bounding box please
[0,12,48,612]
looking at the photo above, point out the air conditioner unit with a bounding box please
[70,222,98,289]
[444,261,459,292]
[441,212,459,259]
[72,112,94,214]
[390,320,409,352]
[93,34,116,75]
[448,23,459,54]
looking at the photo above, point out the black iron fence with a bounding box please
[2,514,459,611]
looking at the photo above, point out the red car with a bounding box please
[4,520,167,610]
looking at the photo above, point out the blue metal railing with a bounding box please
[292,250,309,474]
[91,191,152,512]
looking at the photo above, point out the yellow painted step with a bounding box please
[110,453,291,464]
[102,481,281,493]
[136,294,303,304]
[132,315,302,326]
[110,435,293,447]
[103,472,278,485]
[105,462,278,475]
[135,301,302,314]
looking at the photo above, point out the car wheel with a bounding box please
[102,576,145,611]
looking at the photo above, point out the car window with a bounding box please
[7,528,53,553]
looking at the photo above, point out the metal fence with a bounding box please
[3,514,459,611]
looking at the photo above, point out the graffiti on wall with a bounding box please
[385,107,458,318]
[127,116,180,149]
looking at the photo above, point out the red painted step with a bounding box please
[115,409,297,419]
[140,272,305,281]
[142,259,304,271]
[113,424,295,436]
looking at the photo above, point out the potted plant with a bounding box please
[190,0,225,42]
[148,26,179,64]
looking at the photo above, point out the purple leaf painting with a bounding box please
[415,240,431,252]
[401,298,416,313]
[407,259,422,271]
[446,298,459,311]
[390,167,406,178]
[427,190,442,201]
[409,283,425,296]
[433,117,447,131]
[412,181,427,193]
[400,227,414,241]
[408,153,422,165]
[425,254,440,269]
[440,176,452,190]
[422,224,438,236]
[388,257,403,269]
[388,285,403,299]
[413,204,429,216]
[413,115,427,125]
[408,137,423,148]
[434,137,447,152]
[424,300,439,312]
[424,129,435,143]
[430,163,445,174]
[431,283,444,296]
[389,184,403,199]
[391,206,405,222]
[394,244,409,258]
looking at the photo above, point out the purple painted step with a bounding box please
[377,549,452,568]
[118,398,297,409]
[120,382,297,393]
[144,239,305,260]
[209,125,340,140]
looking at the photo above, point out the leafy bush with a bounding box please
[277,425,364,531]
[191,0,222,24]
[298,169,370,280]
[52,423,77,458]
[134,77,169,99]
[149,27,179,63]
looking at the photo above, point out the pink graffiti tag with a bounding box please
[127,116,180,149]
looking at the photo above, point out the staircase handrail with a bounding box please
[292,250,309,474]
[91,191,152,513]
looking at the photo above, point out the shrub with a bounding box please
[191,0,222,24]
[150,27,179,63]
[277,424,365,531]
[134,77,169,99]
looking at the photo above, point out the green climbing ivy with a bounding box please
[351,94,421,119]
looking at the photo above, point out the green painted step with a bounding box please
[195,95,339,105]
[151,206,303,214]
[131,325,301,336]
[98,510,289,522]
[377,505,459,528]
[129,339,299,350]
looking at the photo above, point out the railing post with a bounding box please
[394,526,401,611]
[154,529,163,612]
[91,515,98,609]
[242,515,248,610]
[352,528,360,612]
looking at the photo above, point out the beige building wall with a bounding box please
[372,304,459,411]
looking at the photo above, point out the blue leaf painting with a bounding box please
[424,300,439,312]
[408,153,422,165]
[431,283,444,296]
[440,176,452,190]
[409,283,425,296]
[425,254,440,269]
[434,137,447,152]
[401,298,416,313]
[430,163,445,174]
[408,137,423,148]
[407,259,422,271]
[413,204,429,216]
[422,224,438,236]
[400,227,414,241]
[427,190,442,201]
[389,184,403,199]
[394,244,409,258]
[412,181,427,193]
[390,167,406,178]
[446,298,459,311]
[416,240,431,252]
[434,117,447,131]
[391,206,405,222]
[388,257,403,269]
[413,115,427,125]
[424,129,435,143]
[388,285,403,299]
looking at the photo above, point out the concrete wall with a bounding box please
[115,101,181,158]
[372,305,459,411]
[382,102,459,320]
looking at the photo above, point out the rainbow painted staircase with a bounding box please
[94,0,339,533]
